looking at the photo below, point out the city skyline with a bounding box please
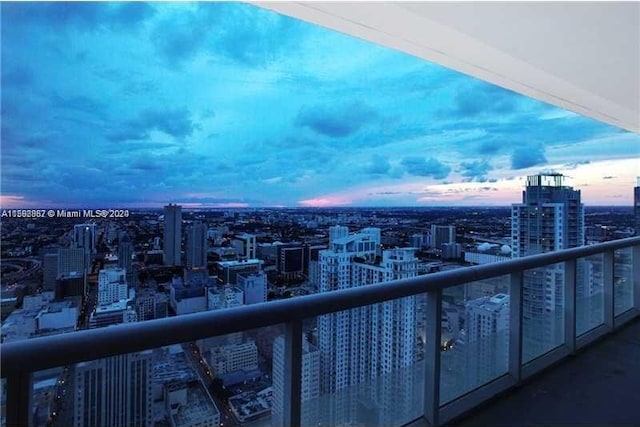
[2,2,639,209]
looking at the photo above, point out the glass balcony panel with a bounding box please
[301,297,423,427]
[1,378,5,427]
[576,254,605,336]
[440,275,510,405]
[614,248,634,316]
[26,325,281,427]
[522,263,565,363]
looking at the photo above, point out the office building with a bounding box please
[272,336,320,427]
[135,288,169,321]
[164,381,220,427]
[278,244,304,280]
[58,247,86,277]
[169,276,208,316]
[55,272,86,299]
[98,268,128,305]
[209,341,258,376]
[236,272,267,305]
[89,301,138,329]
[214,259,262,285]
[73,223,97,257]
[163,204,182,266]
[512,173,584,360]
[42,252,59,291]
[74,351,153,427]
[231,233,257,260]
[430,225,456,249]
[118,234,136,286]
[186,221,208,269]
[410,233,424,250]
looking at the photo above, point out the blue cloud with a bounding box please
[449,83,519,118]
[365,154,391,175]
[295,102,378,138]
[108,108,197,142]
[511,143,547,169]
[459,160,493,181]
[401,157,451,179]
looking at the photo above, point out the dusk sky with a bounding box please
[2,2,639,209]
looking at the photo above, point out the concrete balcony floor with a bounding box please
[448,317,640,427]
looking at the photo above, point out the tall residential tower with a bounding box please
[316,226,418,425]
[511,173,584,360]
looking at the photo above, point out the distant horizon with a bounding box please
[2,3,639,209]
[1,203,635,211]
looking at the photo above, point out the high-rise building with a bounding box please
[58,247,86,277]
[73,223,97,256]
[511,173,584,360]
[429,225,455,249]
[410,233,424,250]
[74,351,153,427]
[272,336,320,427]
[118,234,133,273]
[317,227,417,425]
[118,234,137,287]
[186,221,208,269]
[42,252,59,291]
[163,204,182,266]
[634,177,640,236]
[236,272,267,305]
[98,268,128,305]
[464,294,510,387]
[278,245,304,280]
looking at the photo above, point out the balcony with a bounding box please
[2,236,639,427]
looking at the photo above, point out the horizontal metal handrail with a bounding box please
[2,236,638,376]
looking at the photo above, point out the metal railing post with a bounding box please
[509,271,523,383]
[603,250,614,329]
[424,289,442,426]
[564,258,577,353]
[283,320,303,427]
[633,245,640,311]
[6,373,32,427]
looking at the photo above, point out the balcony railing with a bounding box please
[2,236,639,427]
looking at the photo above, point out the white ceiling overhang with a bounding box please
[253,2,640,133]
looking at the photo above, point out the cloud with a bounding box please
[401,157,451,179]
[107,108,197,141]
[602,176,616,180]
[295,101,378,138]
[449,83,519,118]
[2,2,639,208]
[1,2,154,32]
[459,160,493,182]
[564,160,591,169]
[511,143,547,169]
[365,154,391,175]
[209,3,307,67]
[152,10,206,65]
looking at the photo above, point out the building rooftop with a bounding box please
[168,381,219,427]
[216,258,262,267]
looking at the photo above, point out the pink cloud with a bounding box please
[298,196,353,207]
